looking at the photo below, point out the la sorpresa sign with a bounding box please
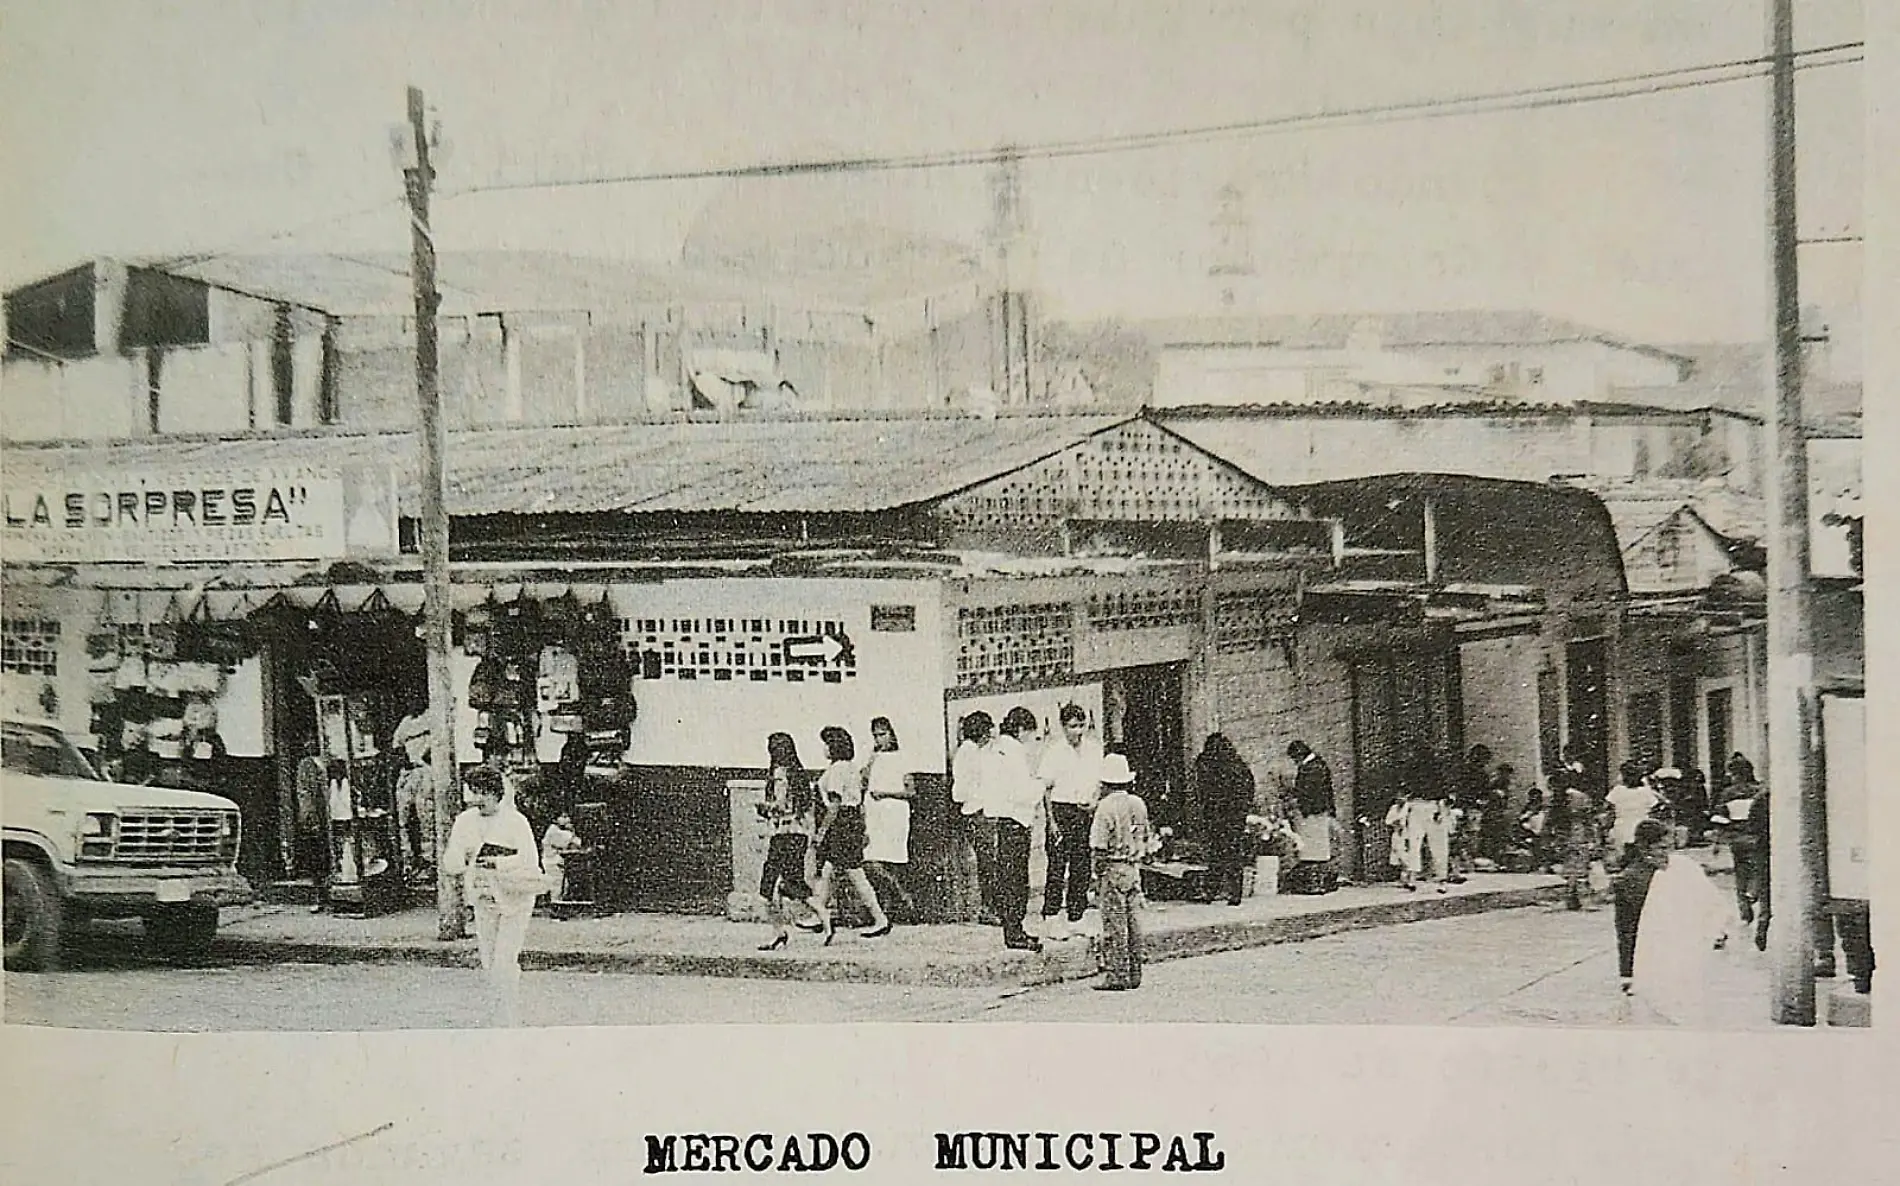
[2,466,359,562]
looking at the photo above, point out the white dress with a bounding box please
[1632,853,1731,1026]
[862,750,913,865]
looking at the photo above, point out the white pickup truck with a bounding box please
[3,717,254,971]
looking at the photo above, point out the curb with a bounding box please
[210,882,1568,988]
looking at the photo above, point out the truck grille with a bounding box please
[114,811,230,864]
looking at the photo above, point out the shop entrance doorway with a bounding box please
[1565,637,1608,792]
[1106,663,1186,834]
[266,608,428,909]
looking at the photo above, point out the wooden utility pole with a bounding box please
[403,85,465,940]
[1762,0,1821,1025]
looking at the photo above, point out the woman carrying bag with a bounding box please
[442,765,547,1027]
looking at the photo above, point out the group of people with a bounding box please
[951,703,1167,989]
[1370,743,1511,893]
[755,720,917,950]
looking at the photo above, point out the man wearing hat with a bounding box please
[1089,753,1156,990]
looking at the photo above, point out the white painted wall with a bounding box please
[600,577,951,772]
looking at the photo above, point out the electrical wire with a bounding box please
[444,41,1863,198]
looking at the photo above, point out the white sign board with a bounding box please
[2,464,398,562]
[611,578,950,772]
[1823,693,1867,901]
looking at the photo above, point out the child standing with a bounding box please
[1089,753,1156,991]
[540,812,583,905]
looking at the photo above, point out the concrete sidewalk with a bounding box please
[212,873,1566,988]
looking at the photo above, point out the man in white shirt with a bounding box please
[1037,703,1104,938]
[950,711,1001,926]
[989,707,1046,952]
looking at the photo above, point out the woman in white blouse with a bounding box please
[861,716,918,922]
[810,725,893,941]
[441,765,546,1026]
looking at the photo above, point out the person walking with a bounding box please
[810,725,893,942]
[951,711,1001,926]
[1631,832,1732,1026]
[1717,753,1768,942]
[1194,733,1256,906]
[441,765,545,1027]
[1037,703,1103,938]
[860,716,919,924]
[1449,745,1493,880]
[1284,740,1337,895]
[989,707,1046,952]
[757,731,823,949]
[1396,746,1453,893]
[1612,818,1673,995]
[1548,746,1599,911]
[1605,760,1662,869]
[1090,753,1156,991]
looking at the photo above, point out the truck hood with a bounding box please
[4,773,240,813]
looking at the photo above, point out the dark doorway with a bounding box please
[1351,648,1462,881]
[1670,673,1699,776]
[1627,692,1664,772]
[1537,666,1562,781]
[1566,638,1608,791]
[1109,663,1186,835]
[1707,687,1734,793]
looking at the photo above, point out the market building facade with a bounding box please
[2,409,1636,916]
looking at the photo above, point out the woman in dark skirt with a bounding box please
[757,731,823,950]
[810,725,892,942]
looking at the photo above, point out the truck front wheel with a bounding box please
[3,856,64,972]
[144,903,220,959]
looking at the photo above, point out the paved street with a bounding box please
[5,904,1785,1031]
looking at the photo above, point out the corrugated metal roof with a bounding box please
[5,413,1130,518]
[1145,309,1694,369]
[162,251,759,318]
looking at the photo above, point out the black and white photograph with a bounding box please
[0,0,1875,1040]
[1,4,1891,1178]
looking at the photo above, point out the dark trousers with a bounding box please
[1833,905,1875,991]
[1208,824,1249,904]
[1042,802,1094,921]
[1612,880,1651,979]
[994,818,1033,940]
[957,811,999,920]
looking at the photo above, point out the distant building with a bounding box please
[0,242,1007,441]
[1149,310,1695,408]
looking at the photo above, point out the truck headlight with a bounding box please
[219,812,241,858]
[79,812,117,858]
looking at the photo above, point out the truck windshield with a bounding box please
[1,721,102,781]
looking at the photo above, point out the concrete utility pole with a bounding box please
[402,85,465,941]
[1762,0,1822,1025]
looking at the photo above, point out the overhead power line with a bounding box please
[445,41,1862,198]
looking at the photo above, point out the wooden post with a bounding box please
[404,85,466,941]
[1761,0,1821,1025]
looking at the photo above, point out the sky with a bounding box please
[0,0,1866,344]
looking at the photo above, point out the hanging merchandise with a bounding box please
[113,651,149,692]
[319,706,352,760]
[328,772,356,823]
[534,717,567,763]
[347,698,380,758]
[147,622,179,662]
[147,716,184,760]
[182,698,219,732]
[537,645,581,713]
[172,661,224,697]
